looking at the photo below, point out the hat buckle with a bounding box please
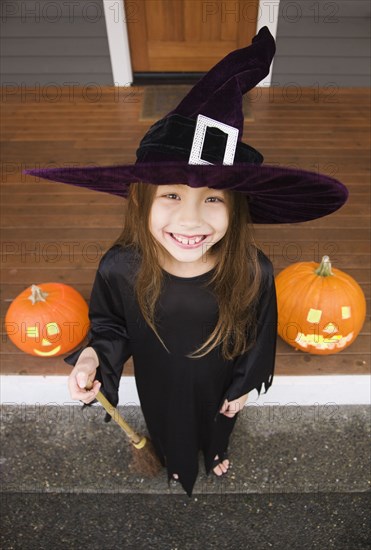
[188,114,239,166]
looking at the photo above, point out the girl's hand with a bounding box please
[220,393,249,417]
[67,347,101,404]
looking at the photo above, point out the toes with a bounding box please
[219,461,228,473]
[212,455,230,476]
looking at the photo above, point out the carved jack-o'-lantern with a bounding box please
[5,283,89,357]
[275,256,366,355]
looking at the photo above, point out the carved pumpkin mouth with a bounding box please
[33,345,62,356]
[295,332,354,351]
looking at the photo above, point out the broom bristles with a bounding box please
[129,437,163,477]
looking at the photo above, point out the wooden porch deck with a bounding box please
[1,87,370,378]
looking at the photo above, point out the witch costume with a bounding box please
[24,27,348,497]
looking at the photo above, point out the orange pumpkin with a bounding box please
[275,255,366,355]
[5,283,89,357]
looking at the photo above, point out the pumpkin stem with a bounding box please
[28,284,49,305]
[314,255,334,277]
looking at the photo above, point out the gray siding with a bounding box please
[272,0,370,87]
[1,0,113,86]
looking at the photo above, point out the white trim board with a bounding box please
[1,375,369,407]
[103,0,133,85]
[257,0,280,86]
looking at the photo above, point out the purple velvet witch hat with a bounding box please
[24,26,348,224]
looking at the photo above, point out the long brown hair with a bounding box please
[112,182,262,361]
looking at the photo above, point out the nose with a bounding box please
[177,200,203,229]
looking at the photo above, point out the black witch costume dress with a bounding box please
[64,243,277,497]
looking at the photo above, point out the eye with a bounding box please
[160,193,224,202]
[163,193,180,200]
[206,196,224,203]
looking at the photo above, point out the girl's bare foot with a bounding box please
[172,453,230,480]
[213,454,230,476]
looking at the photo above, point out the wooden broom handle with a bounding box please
[85,381,143,446]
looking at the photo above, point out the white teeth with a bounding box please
[172,233,204,245]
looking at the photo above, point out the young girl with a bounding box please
[66,180,277,496]
[24,27,348,497]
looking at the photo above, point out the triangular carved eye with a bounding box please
[323,323,338,334]
[189,115,239,166]
[41,339,53,347]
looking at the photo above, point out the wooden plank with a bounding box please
[1,0,104,17]
[272,56,370,76]
[2,181,370,194]
[4,131,370,149]
[267,75,371,87]
[277,16,370,38]
[0,354,135,377]
[2,37,111,57]
[1,286,370,310]
[1,57,113,74]
[236,0,259,48]
[1,323,369,352]
[6,190,371,204]
[1,17,108,38]
[146,0,185,42]
[1,202,369,224]
[276,37,369,57]
[1,86,367,100]
[0,228,119,239]
[200,0,222,42]
[278,0,370,18]
[1,235,370,257]
[1,342,369,377]
[147,41,236,69]
[2,252,370,270]
[184,0,203,42]
[3,268,370,286]
[1,285,95,307]
[1,215,369,232]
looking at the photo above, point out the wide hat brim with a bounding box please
[24,161,348,224]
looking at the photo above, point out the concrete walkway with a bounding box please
[1,404,370,549]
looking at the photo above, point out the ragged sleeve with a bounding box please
[64,268,132,409]
[223,253,277,402]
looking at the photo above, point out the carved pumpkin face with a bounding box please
[290,305,355,353]
[276,256,366,355]
[5,283,89,357]
[25,321,63,356]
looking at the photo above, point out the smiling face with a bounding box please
[149,184,229,275]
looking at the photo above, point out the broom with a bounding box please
[85,381,163,477]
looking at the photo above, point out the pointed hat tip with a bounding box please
[167,24,276,131]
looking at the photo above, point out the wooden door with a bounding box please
[126,0,259,72]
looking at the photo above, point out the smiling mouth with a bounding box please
[168,233,209,246]
[33,345,62,356]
